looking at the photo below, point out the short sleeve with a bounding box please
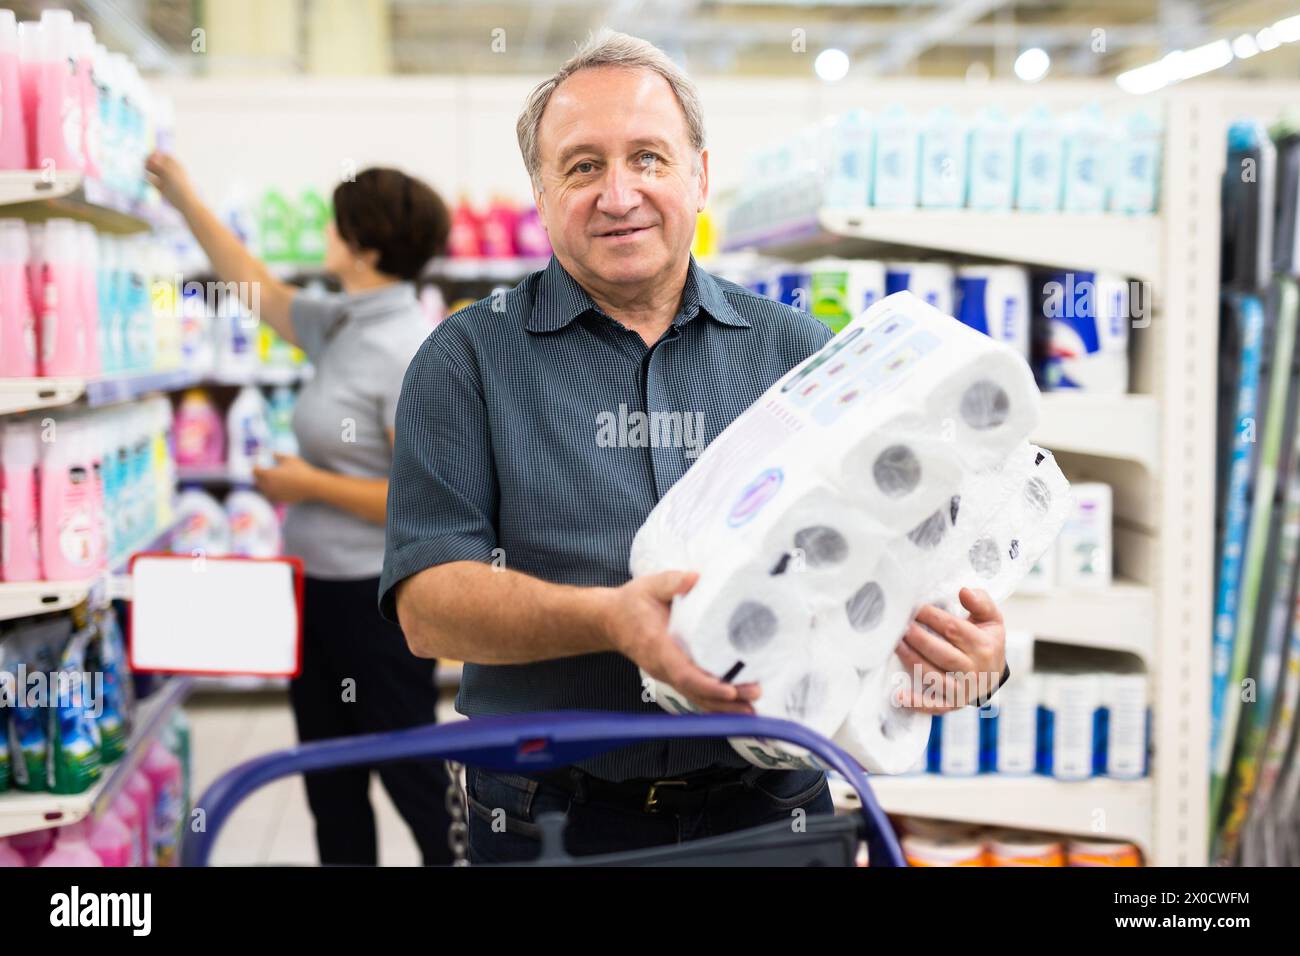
[379,331,499,622]
[289,289,348,363]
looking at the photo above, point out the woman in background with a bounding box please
[147,154,454,866]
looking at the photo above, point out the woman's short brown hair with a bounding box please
[332,168,450,281]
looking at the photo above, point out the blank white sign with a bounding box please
[130,556,301,676]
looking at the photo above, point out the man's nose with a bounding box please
[595,163,642,218]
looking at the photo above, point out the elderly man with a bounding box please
[381,30,1008,864]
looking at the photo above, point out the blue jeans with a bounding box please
[466,765,833,864]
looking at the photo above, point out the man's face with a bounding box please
[533,65,707,295]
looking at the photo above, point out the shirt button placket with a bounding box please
[643,327,685,500]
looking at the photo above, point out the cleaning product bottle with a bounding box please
[0,11,28,170]
[75,221,100,376]
[40,417,99,580]
[87,810,131,867]
[295,188,329,264]
[172,486,230,557]
[1109,109,1162,215]
[226,485,281,558]
[72,21,99,182]
[1015,106,1065,212]
[149,396,174,531]
[513,206,551,258]
[258,187,295,263]
[37,821,102,867]
[8,826,53,865]
[16,20,41,170]
[164,709,191,820]
[96,234,117,373]
[141,739,182,867]
[267,385,299,456]
[226,385,272,481]
[1061,105,1110,214]
[124,769,154,866]
[0,837,25,867]
[110,793,143,867]
[966,106,1018,212]
[0,218,37,376]
[447,196,483,258]
[1,420,43,582]
[34,10,83,173]
[480,196,517,258]
[49,621,103,794]
[35,218,88,377]
[174,388,224,469]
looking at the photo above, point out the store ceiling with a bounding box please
[7,0,1300,82]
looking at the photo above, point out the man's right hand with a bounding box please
[599,570,761,715]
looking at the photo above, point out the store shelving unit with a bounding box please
[0,678,192,839]
[722,86,1225,865]
[0,170,156,235]
[831,775,1154,856]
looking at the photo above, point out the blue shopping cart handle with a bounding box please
[182,710,906,867]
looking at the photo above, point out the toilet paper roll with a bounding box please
[757,480,892,572]
[668,563,813,687]
[809,554,914,671]
[885,261,955,316]
[923,347,1040,471]
[760,640,861,736]
[639,668,701,716]
[836,413,964,534]
[833,656,934,774]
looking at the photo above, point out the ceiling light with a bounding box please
[1014,47,1050,83]
[814,48,850,83]
[1174,39,1233,79]
[1232,33,1260,59]
[1274,15,1300,43]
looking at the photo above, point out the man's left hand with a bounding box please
[252,453,320,505]
[894,587,1007,715]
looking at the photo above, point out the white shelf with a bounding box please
[833,774,1153,857]
[0,368,203,417]
[204,365,312,387]
[1033,393,1160,472]
[0,580,98,623]
[0,678,192,839]
[723,207,1163,281]
[0,170,154,235]
[1004,581,1155,663]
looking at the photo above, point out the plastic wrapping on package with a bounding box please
[630,292,1070,772]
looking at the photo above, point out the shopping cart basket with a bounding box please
[182,711,907,867]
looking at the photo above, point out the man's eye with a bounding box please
[572,161,596,175]
[638,152,659,166]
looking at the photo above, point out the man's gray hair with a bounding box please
[516,29,706,188]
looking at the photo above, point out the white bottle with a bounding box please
[919,107,968,208]
[871,105,919,209]
[172,486,231,558]
[225,486,281,558]
[226,386,272,481]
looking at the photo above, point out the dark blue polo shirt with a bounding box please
[380,254,832,781]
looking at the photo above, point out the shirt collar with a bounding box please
[527,255,750,334]
[343,281,418,321]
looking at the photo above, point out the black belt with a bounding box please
[535,765,766,815]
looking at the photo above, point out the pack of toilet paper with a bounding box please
[630,291,1072,774]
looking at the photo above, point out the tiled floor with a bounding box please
[188,689,464,867]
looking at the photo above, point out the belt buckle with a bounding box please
[643,779,688,813]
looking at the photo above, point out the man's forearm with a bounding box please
[395,561,615,664]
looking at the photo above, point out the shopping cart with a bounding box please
[182,711,907,867]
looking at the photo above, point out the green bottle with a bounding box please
[258,188,296,264]
[295,188,330,265]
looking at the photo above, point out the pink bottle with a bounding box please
[0,219,38,376]
[174,389,226,469]
[88,810,131,867]
[34,10,83,174]
[480,198,518,258]
[40,418,99,580]
[34,218,87,377]
[16,21,40,169]
[71,22,98,182]
[1,420,43,582]
[37,820,102,867]
[141,741,182,867]
[75,222,100,376]
[111,793,144,867]
[124,770,155,866]
[0,11,28,170]
[8,826,54,865]
[0,837,26,867]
